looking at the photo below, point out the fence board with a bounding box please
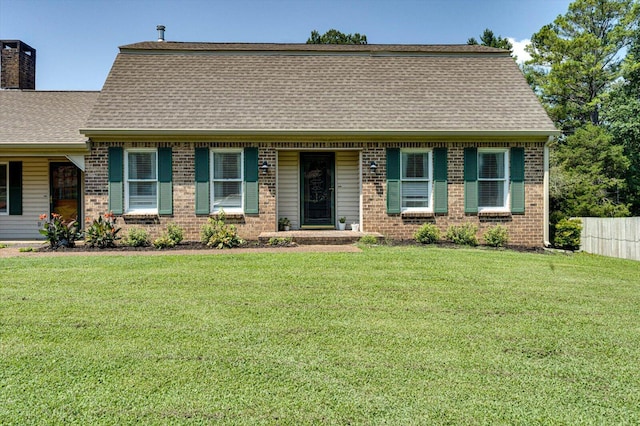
[579,217,640,261]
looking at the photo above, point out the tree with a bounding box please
[307,29,367,45]
[550,124,630,220]
[525,0,639,134]
[467,28,513,52]
[604,28,640,214]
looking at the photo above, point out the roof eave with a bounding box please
[81,128,561,138]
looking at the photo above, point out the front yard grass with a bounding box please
[1,246,639,424]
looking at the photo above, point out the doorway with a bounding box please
[300,153,335,228]
[50,162,81,221]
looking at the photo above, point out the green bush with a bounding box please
[153,235,177,249]
[483,225,509,248]
[554,218,582,250]
[446,223,479,246]
[85,213,121,248]
[122,227,150,247]
[267,237,294,247]
[167,222,184,245]
[358,234,379,245]
[414,223,440,244]
[200,210,244,249]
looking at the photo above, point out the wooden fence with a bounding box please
[579,217,640,261]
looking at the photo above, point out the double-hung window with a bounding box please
[478,149,509,211]
[211,150,243,213]
[0,163,7,214]
[126,149,158,213]
[401,150,432,211]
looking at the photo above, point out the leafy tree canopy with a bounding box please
[467,28,513,52]
[307,29,368,45]
[525,0,639,134]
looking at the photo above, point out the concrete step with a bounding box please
[259,230,383,245]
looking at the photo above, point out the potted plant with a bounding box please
[338,217,347,231]
[351,222,360,232]
[279,217,291,231]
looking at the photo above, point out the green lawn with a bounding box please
[1,246,639,424]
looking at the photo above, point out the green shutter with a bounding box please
[433,148,448,214]
[244,147,259,214]
[510,147,525,214]
[158,147,173,215]
[464,147,478,214]
[108,147,123,215]
[386,148,401,214]
[8,161,22,215]
[194,148,210,215]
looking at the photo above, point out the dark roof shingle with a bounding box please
[84,42,557,135]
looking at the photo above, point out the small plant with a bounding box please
[153,235,176,249]
[554,218,582,250]
[414,223,440,244]
[201,209,244,249]
[0,243,7,249]
[122,227,150,247]
[339,216,346,224]
[39,213,83,249]
[278,217,291,231]
[446,223,479,246]
[85,212,121,248]
[267,237,294,247]
[359,234,378,245]
[483,225,509,248]
[167,222,184,245]
[19,247,35,252]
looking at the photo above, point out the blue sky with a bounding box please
[0,0,572,90]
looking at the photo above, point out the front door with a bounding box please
[50,162,81,221]
[301,153,335,227]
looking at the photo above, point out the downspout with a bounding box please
[543,137,552,247]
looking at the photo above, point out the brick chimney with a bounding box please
[1,40,36,90]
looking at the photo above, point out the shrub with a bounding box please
[0,243,7,249]
[39,213,83,249]
[446,223,479,246]
[85,213,121,248]
[153,235,176,249]
[200,210,244,249]
[359,234,379,245]
[414,223,440,244]
[554,218,582,250]
[122,227,150,247]
[167,222,184,245]
[267,237,294,247]
[483,225,509,248]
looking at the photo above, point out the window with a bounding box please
[401,150,432,211]
[478,149,509,211]
[211,150,243,212]
[0,163,7,214]
[125,150,157,213]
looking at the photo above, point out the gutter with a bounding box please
[544,136,552,247]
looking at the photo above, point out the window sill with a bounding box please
[478,210,511,217]
[122,213,159,219]
[401,211,435,218]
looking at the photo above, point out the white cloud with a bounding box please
[508,38,532,64]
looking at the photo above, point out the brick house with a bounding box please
[0,40,98,239]
[2,38,560,246]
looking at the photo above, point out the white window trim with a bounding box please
[0,162,7,215]
[478,148,510,213]
[210,148,244,214]
[400,149,433,213]
[124,148,158,214]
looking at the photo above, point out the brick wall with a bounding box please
[85,140,546,246]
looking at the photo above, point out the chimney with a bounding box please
[157,25,166,42]
[1,40,36,90]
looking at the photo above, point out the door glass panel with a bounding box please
[302,153,334,226]
[51,163,79,220]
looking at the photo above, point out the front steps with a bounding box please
[258,230,383,245]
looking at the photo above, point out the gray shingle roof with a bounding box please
[0,91,99,145]
[84,42,557,136]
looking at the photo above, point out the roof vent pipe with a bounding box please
[157,25,166,42]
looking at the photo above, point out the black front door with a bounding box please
[301,153,334,227]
